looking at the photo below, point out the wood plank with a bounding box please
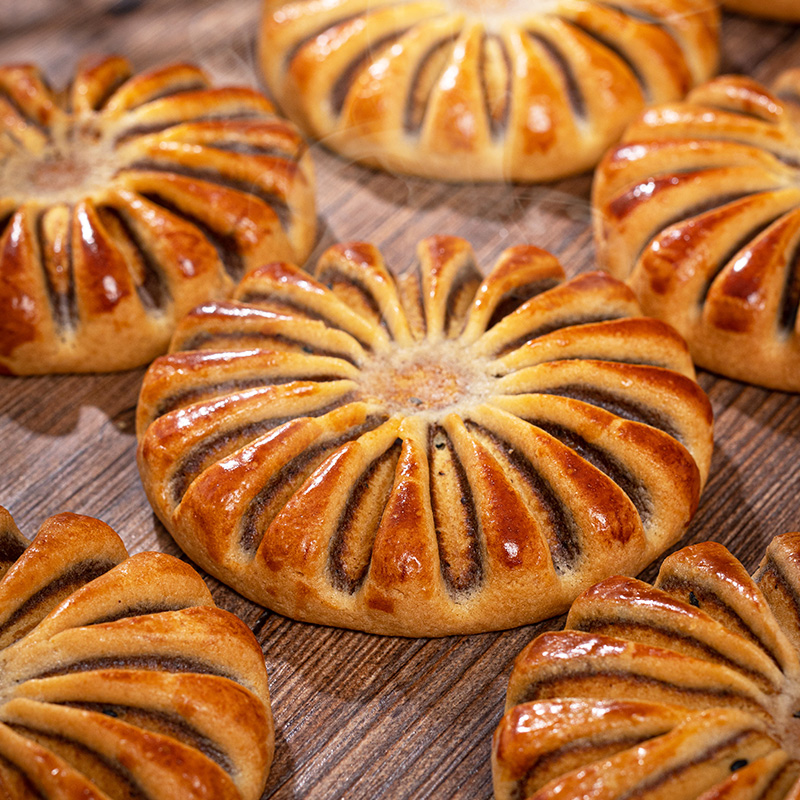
[1,3,799,798]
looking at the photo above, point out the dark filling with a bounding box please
[465,421,580,574]
[528,384,682,445]
[428,425,483,597]
[524,418,653,528]
[328,440,402,594]
[526,31,586,120]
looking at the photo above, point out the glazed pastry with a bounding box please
[723,0,800,21]
[259,0,719,183]
[593,72,800,391]
[494,533,800,800]
[0,506,273,799]
[0,55,316,375]
[136,236,713,636]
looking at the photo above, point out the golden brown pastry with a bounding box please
[0,55,316,375]
[723,0,800,21]
[136,236,713,636]
[593,72,800,392]
[494,533,800,800]
[259,0,719,183]
[0,506,273,799]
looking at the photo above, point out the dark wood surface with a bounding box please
[1,3,799,798]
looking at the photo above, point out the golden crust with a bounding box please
[494,534,800,800]
[0,56,316,375]
[0,508,273,799]
[259,0,719,183]
[593,71,800,392]
[722,0,800,21]
[136,235,713,636]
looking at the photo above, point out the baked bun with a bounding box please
[136,236,713,636]
[494,533,800,800]
[722,0,800,21]
[593,72,800,392]
[0,506,273,799]
[0,55,316,375]
[259,0,719,183]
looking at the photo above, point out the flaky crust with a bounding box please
[259,0,719,183]
[0,56,316,375]
[723,0,800,21]
[0,507,273,800]
[593,72,800,392]
[136,236,713,636]
[494,533,800,800]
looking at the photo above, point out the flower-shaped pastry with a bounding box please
[137,236,713,636]
[259,0,718,182]
[494,533,800,800]
[0,55,316,374]
[0,507,273,799]
[593,71,800,391]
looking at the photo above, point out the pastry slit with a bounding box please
[134,163,292,230]
[778,237,800,333]
[328,440,402,594]
[138,190,245,280]
[96,204,170,312]
[526,31,586,121]
[530,384,682,443]
[169,401,355,505]
[465,421,581,574]
[0,559,118,643]
[429,425,483,597]
[496,312,628,357]
[524,418,653,529]
[557,18,650,101]
[36,206,78,331]
[239,417,385,555]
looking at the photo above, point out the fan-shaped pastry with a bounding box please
[494,533,800,800]
[593,71,800,392]
[0,55,316,375]
[0,506,273,799]
[259,0,719,183]
[136,236,713,636]
[722,0,800,21]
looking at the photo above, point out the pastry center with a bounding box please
[445,0,559,17]
[357,339,493,418]
[2,120,118,204]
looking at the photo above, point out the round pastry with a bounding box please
[494,533,800,800]
[0,506,273,799]
[259,0,719,183]
[0,55,316,375]
[593,71,800,392]
[722,0,800,21]
[136,235,713,636]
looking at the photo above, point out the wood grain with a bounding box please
[1,3,799,798]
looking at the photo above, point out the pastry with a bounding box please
[0,506,273,799]
[494,532,800,800]
[259,0,719,183]
[722,0,800,21]
[593,72,800,391]
[136,236,713,636]
[0,55,316,375]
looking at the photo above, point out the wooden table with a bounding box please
[1,3,799,797]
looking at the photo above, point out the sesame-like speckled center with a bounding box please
[356,339,495,420]
[1,119,119,204]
